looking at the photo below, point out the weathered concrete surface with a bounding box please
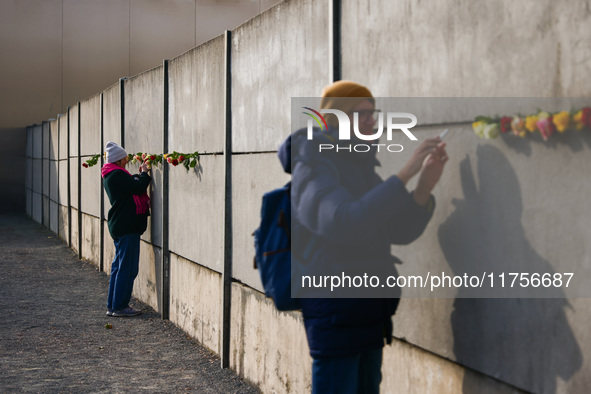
[58,114,68,160]
[374,125,590,392]
[342,0,591,98]
[70,207,79,255]
[124,67,164,248]
[69,158,79,209]
[49,119,58,160]
[58,204,69,244]
[80,213,100,268]
[381,338,522,394]
[42,122,49,160]
[102,218,116,276]
[0,213,257,393]
[169,35,225,154]
[49,160,58,203]
[168,154,225,273]
[49,200,58,234]
[25,190,31,217]
[170,253,222,355]
[231,153,290,291]
[58,160,68,206]
[230,282,311,393]
[80,160,101,218]
[80,94,101,157]
[231,0,330,153]
[69,103,79,157]
[102,82,121,146]
[132,240,163,314]
[31,193,41,224]
[26,126,32,158]
[42,195,49,228]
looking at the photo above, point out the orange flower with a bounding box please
[552,111,570,133]
[525,115,538,132]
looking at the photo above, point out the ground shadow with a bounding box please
[438,145,582,393]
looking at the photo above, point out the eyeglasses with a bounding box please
[353,109,381,123]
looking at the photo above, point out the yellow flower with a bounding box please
[552,111,570,132]
[573,110,585,130]
[472,121,486,137]
[525,115,538,132]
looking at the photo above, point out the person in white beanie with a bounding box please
[101,141,151,317]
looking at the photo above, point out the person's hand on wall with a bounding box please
[397,137,442,186]
[139,161,151,174]
[413,141,448,206]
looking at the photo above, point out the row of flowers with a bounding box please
[473,107,591,140]
[82,151,200,169]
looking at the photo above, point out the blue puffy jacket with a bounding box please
[278,128,435,358]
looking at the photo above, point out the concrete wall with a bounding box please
[25,0,591,393]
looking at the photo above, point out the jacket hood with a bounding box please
[278,127,379,174]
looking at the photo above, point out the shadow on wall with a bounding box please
[438,145,583,394]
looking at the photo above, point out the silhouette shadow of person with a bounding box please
[438,145,582,393]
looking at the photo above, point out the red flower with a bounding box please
[171,159,179,166]
[179,155,185,162]
[150,155,156,161]
[141,153,147,161]
[500,117,512,133]
[167,157,172,163]
[82,163,89,168]
[582,107,591,127]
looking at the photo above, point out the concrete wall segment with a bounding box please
[69,158,79,209]
[124,66,164,154]
[102,82,122,148]
[58,114,68,160]
[42,196,49,228]
[230,283,311,393]
[170,253,222,354]
[32,159,42,194]
[168,34,225,154]
[132,241,162,313]
[80,163,101,218]
[231,153,290,290]
[32,193,41,224]
[58,160,68,206]
[42,159,49,197]
[33,125,42,159]
[49,119,59,161]
[341,0,591,98]
[168,154,224,273]
[69,104,79,157]
[79,94,101,157]
[231,0,331,153]
[42,122,50,159]
[26,127,32,158]
[49,160,58,202]
[49,201,59,235]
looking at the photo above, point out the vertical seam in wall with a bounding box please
[61,0,64,115]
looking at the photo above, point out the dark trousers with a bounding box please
[312,347,383,394]
[107,233,140,311]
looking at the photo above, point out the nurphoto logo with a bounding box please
[302,107,418,153]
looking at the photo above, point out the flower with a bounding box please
[500,117,512,133]
[167,157,172,163]
[82,163,89,168]
[511,116,527,137]
[552,111,570,133]
[582,107,591,128]
[472,121,486,137]
[179,155,186,162]
[525,115,539,132]
[482,123,500,139]
[141,153,147,161]
[573,109,586,130]
[150,155,156,161]
[135,155,142,162]
[536,116,555,141]
[171,159,179,166]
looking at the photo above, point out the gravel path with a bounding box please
[0,213,259,393]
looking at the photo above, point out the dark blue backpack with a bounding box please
[253,182,303,311]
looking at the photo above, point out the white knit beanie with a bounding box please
[105,141,127,163]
